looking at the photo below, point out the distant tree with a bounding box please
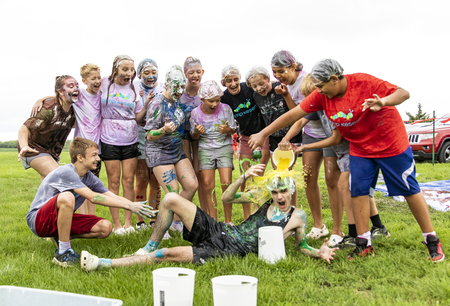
[406,103,430,123]
[0,140,18,148]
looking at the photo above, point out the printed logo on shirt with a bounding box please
[330,109,354,120]
[234,100,251,113]
[109,93,131,100]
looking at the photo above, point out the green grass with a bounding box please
[1,150,449,305]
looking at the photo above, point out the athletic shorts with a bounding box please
[34,194,104,238]
[149,152,188,174]
[350,147,421,197]
[138,128,147,160]
[302,133,337,157]
[182,130,194,142]
[22,153,59,170]
[349,174,375,198]
[269,136,301,153]
[239,134,270,156]
[336,154,350,172]
[101,141,140,161]
[198,146,233,171]
[183,206,242,264]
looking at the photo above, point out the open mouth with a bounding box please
[70,92,79,101]
[93,83,101,90]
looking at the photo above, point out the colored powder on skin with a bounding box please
[155,249,165,258]
[166,185,175,193]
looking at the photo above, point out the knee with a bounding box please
[337,179,349,194]
[122,176,135,189]
[109,176,121,188]
[325,176,338,189]
[187,179,199,193]
[98,219,113,238]
[58,192,75,210]
[161,193,181,210]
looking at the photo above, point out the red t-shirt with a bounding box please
[300,73,409,158]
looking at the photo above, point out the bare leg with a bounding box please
[338,172,355,224]
[111,246,194,267]
[29,155,59,181]
[104,160,122,230]
[121,158,138,229]
[201,169,217,220]
[324,157,343,236]
[218,167,233,223]
[193,140,208,215]
[239,154,254,220]
[135,159,149,224]
[302,151,324,228]
[369,197,378,217]
[56,192,76,242]
[352,195,371,235]
[175,158,198,201]
[148,173,161,223]
[404,193,434,233]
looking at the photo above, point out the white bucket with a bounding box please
[258,226,286,264]
[211,275,258,306]
[152,267,196,306]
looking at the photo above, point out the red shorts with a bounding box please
[35,194,104,237]
[239,134,270,156]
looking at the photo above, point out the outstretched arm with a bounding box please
[362,87,410,112]
[17,125,38,161]
[221,164,268,204]
[291,129,343,155]
[278,118,309,150]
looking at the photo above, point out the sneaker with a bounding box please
[371,225,391,240]
[170,221,183,233]
[336,235,356,249]
[423,235,445,262]
[136,222,149,231]
[163,231,171,240]
[348,238,374,260]
[81,251,99,271]
[124,226,136,234]
[328,234,344,248]
[114,227,126,235]
[131,247,151,256]
[52,248,80,267]
[306,224,329,240]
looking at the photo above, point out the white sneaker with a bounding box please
[124,226,136,234]
[327,234,344,247]
[114,227,126,235]
[132,247,151,256]
[136,222,149,231]
[163,231,171,240]
[306,224,329,240]
[170,221,183,233]
[81,251,99,271]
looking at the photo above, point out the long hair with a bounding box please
[54,75,74,105]
[105,55,137,105]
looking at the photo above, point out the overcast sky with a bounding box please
[1,0,449,141]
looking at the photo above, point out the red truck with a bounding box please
[406,116,450,163]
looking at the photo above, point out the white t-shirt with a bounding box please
[100,77,143,145]
[73,88,102,147]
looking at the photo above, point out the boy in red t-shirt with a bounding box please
[249,59,444,262]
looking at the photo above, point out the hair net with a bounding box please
[271,50,303,71]
[183,56,202,73]
[137,59,158,79]
[165,65,186,86]
[245,66,270,87]
[221,65,240,86]
[265,175,296,195]
[311,59,344,84]
[198,80,223,100]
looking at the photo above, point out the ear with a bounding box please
[57,89,65,97]
[77,153,83,163]
[330,75,340,83]
[291,63,297,70]
[82,78,87,85]
[201,69,205,75]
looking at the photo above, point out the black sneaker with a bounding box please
[336,235,356,249]
[348,238,374,260]
[370,225,390,240]
[52,248,80,267]
[423,235,445,262]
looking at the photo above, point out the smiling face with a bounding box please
[82,70,101,95]
[272,64,296,85]
[201,96,220,114]
[167,79,186,101]
[271,188,292,212]
[141,66,158,88]
[115,60,135,86]
[59,78,79,103]
[185,63,204,86]
[249,75,271,96]
[313,75,342,99]
[81,146,101,171]
[224,75,241,95]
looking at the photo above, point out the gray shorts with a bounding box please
[302,133,336,157]
[22,153,58,170]
[198,146,233,171]
[336,153,350,172]
[138,128,146,160]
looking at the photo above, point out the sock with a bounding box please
[144,239,160,253]
[58,241,71,254]
[370,214,383,228]
[422,231,436,243]
[172,221,182,224]
[348,224,357,238]
[98,258,112,268]
[357,231,372,246]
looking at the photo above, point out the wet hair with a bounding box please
[137,58,158,79]
[80,63,100,79]
[311,59,344,83]
[271,50,303,71]
[69,137,98,163]
[105,55,137,105]
[183,56,202,73]
[198,80,223,100]
[300,73,317,97]
[220,65,240,86]
[54,75,75,104]
[245,66,270,87]
[266,175,296,195]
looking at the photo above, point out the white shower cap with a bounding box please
[198,80,223,100]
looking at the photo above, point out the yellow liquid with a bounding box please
[277,157,290,171]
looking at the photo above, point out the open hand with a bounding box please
[244,164,266,178]
[129,201,158,218]
[145,90,156,106]
[319,238,339,264]
[362,94,384,112]
[18,145,39,161]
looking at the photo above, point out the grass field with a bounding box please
[1,149,449,305]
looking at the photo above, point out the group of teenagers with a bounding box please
[18,51,444,270]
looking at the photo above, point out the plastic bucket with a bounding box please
[258,226,286,264]
[272,148,295,170]
[211,275,258,306]
[152,267,196,306]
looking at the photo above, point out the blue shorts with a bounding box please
[350,147,420,197]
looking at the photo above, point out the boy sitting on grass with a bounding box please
[80,164,338,271]
[26,137,154,267]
